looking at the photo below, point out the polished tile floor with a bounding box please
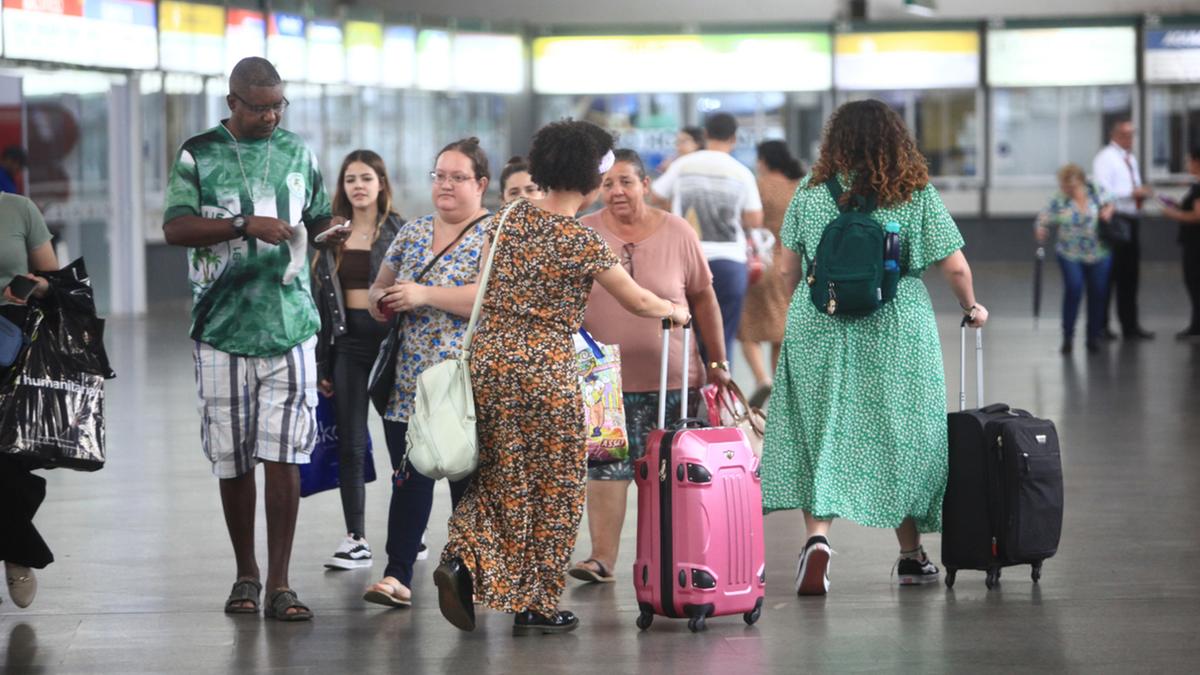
[2,262,1199,673]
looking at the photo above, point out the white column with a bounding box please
[106,76,147,316]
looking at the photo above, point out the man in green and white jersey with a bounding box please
[163,57,349,622]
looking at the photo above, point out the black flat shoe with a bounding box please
[1059,341,1073,355]
[1124,328,1156,340]
[512,610,579,636]
[433,558,476,631]
[1086,340,1101,354]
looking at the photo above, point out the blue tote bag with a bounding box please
[300,395,377,497]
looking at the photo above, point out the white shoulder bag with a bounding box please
[404,203,513,481]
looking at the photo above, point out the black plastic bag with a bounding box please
[0,258,115,471]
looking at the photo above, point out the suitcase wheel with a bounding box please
[687,615,707,633]
[1031,561,1042,583]
[743,607,762,626]
[945,568,957,589]
[985,567,1001,590]
[636,611,653,631]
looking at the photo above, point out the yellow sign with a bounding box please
[159,1,224,36]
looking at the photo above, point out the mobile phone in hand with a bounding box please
[6,275,38,302]
[1157,195,1178,208]
[313,222,351,244]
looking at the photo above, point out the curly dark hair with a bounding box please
[809,100,929,209]
[528,119,615,194]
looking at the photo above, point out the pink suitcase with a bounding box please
[632,321,765,632]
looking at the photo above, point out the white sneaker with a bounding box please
[325,535,373,570]
[6,563,37,608]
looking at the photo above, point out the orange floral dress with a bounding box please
[442,198,619,615]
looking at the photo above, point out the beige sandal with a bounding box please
[568,558,615,584]
[363,578,412,608]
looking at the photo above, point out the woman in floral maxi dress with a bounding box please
[434,120,692,635]
[762,100,989,596]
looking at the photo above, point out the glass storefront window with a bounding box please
[838,89,980,179]
[389,91,513,214]
[537,93,685,175]
[16,68,126,312]
[992,86,1133,180]
[1147,85,1200,180]
[787,91,828,169]
[694,92,787,169]
[322,84,360,183]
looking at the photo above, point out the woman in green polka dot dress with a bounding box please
[762,100,989,595]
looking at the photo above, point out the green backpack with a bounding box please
[804,178,900,317]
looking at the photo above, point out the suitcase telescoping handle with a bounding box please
[656,317,692,429]
[959,315,983,412]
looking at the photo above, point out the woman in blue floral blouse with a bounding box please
[1035,163,1116,354]
[360,137,492,608]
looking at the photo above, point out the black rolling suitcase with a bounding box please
[942,318,1064,589]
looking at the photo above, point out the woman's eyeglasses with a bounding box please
[430,172,476,186]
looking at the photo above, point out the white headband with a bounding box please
[598,149,615,175]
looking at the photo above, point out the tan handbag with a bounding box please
[702,381,766,458]
[404,203,514,481]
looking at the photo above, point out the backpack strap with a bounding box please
[825,177,877,214]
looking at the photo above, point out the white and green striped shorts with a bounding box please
[192,336,318,479]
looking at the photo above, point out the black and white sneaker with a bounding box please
[795,535,832,595]
[894,547,940,586]
[325,535,373,570]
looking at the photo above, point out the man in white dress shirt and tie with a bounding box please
[1092,118,1155,340]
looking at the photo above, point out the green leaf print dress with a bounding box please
[761,176,964,533]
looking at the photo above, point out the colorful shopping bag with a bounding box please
[574,329,629,463]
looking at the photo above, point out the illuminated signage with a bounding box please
[267,12,305,82]
[307,19,344,84]
[533,33,832,94]
[416,29,450,90]
[452,32,523,93]
[1145,28,1200,84]
[345,20,383,86]
[2,0,158,70]
[381,25,415,88]
[834,31,978,90]
[159,1,224,75]
[225,7,265,74]
[988,27,1136,87]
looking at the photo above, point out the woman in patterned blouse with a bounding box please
[361,138,493,608]
[1035,163,1116,354]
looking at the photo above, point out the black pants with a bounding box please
[1184,238,1200,332]
[381,420,469,586]
[331,309,388,538]
[0,305,51,568]
[1106,215,1144,335]
[0,456,53,568]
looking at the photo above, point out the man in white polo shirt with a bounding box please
[1092,118,1155,340]
[652,112,763,367]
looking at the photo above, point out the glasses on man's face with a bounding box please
[621,242,635,278]
[233,92,289,116]
[430,172,476,186]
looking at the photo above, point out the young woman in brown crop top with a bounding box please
[311,150,402,572]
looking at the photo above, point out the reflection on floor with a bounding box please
[2,263,1198,673]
